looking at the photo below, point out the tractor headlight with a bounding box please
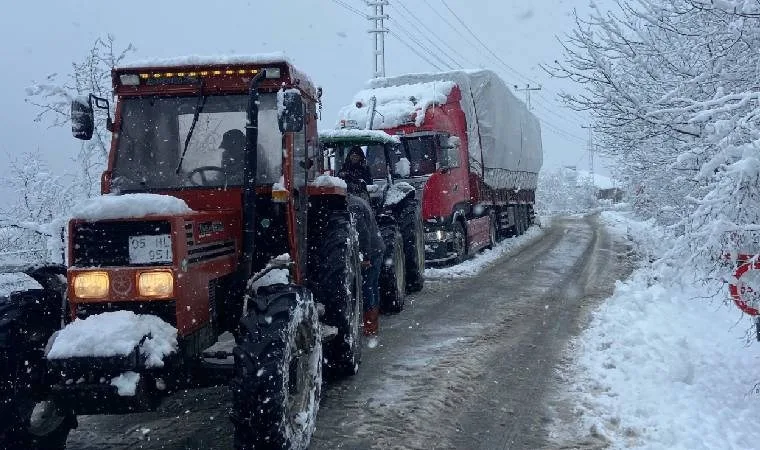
[73,271,109,298]
[138,271,174,298]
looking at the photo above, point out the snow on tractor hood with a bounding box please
[46,310,178,368]
[70,193,193,221]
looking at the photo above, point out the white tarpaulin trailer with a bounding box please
[360,69,543,191]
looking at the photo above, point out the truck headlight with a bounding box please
[73,271,109,298]
[138,271,174,298]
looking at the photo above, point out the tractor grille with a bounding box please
[75,300,176,326]
[72,221,172,267]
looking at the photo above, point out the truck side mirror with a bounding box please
[278,89,304,133]
[71,96,95,141]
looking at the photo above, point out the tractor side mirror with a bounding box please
[71,96,95,141]
[278,89,304,133]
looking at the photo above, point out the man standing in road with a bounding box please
[347,194,385,347]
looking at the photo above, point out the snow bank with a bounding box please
[313,174,347,189]
[554,210,760,449]
[70,193,192,221]
[47,311,178,368]
[425,225,545,279]
[319,128,401,145]
[339,81,455,129]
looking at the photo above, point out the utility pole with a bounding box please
[367,1,389,78]
[581,125,595,181]
[514,84,542,110]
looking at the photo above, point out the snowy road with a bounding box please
[65,214,631,449]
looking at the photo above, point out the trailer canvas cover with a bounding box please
[344,70,543,190]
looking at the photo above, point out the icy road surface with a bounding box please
[65,214,631,449]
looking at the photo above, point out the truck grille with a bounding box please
[72,221,172,267]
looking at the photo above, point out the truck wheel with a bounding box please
[231,286,322,450]
[453,221,468,263]
[488,212,498,248]
[398,200,425,293]
[0,292,75,450]
[311,211,362,377]
[516,206,526,236]
[379,225,406,313]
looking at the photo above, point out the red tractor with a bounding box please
[0,56,362,449]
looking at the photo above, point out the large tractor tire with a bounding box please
[379,224,406,314]
[231,286,322,450]
[311,211,363,377]
[0,288,75,450]
[397,199,425,293]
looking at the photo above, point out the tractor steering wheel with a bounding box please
[186,166,226,186]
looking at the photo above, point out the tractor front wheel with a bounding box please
[231,286,322,450]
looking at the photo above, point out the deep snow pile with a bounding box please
[47,310,178,368]
[553,210,760,449]
[425,221,546,279]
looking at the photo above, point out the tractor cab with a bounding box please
[318,128,406,211]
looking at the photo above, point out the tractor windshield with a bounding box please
[325,143,400,180]
[112,93,282,191]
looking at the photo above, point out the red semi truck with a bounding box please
[338,70,543,264]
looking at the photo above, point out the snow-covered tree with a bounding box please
[537,167,599,214]
[549,0,760,279]
[1,35,134,263]
[26,34,134,199]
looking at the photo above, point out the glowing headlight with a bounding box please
[73,272,109,298]
[138,271,174,298]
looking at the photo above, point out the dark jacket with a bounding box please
[347,195,385,261]
[338,152,373,196]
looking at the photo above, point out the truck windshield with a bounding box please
[401,135,437,176]
[112,93,282,191]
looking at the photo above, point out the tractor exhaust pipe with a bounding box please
[242,71,266,282]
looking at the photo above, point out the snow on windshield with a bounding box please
[70,193,192,221]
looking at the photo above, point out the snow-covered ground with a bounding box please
[554,209,760,450]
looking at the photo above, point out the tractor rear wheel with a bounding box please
[311,211,363,377]
[398,199,425,293]
[379,224,406,313]
[0,290,75,450]
[231,286,322,450]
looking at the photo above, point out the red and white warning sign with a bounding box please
[729,258,760,316]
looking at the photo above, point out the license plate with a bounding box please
[128,234,173,264]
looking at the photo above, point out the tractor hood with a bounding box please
[70,193,194,222]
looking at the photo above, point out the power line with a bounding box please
[388,17,456,71]
[387,30,445,71]
[332,0,445,72]
[439,0,534,84]
[331,0,365,17]
[391,2,473,69]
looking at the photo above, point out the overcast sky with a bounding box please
[0,0,606,201]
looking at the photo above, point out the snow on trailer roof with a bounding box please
[319,128,400,145]
[338,81,455,129]
[117,52,315,94]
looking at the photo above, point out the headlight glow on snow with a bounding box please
[138,271,174,298]
[73,271,109,299]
